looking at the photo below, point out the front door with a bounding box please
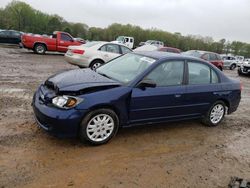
[129,60,187,124]
[58,33,74,52]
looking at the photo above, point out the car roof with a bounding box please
[133,51,200,61]
[187,50,219,55]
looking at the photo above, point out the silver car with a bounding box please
[221,55,237,70]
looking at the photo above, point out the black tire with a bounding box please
[79,108,119,145]
[90,60,103,70]
[238,68,242,76]
[34,43,46,54]
[202,101,226,127]
[219,66,223,71]
[230,64,236,70]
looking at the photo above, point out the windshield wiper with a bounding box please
[98,72,112,79]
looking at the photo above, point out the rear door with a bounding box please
[184,61,221,116]
[129,60,187,124]
[99,44,121,62]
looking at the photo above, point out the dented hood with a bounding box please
[45,69,120,93]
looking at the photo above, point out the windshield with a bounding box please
[145,40,154,44]
[96,53,156,84]
[116,36,124,42]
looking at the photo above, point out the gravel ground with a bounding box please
[0,46,249,188]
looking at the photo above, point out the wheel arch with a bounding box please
[78,104,122,132]
[33,42,47,50]
[89,58,105,68]
[216,98,230,113]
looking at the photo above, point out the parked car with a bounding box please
[235,55,245,67]
[0,30,23,45]
[184,50,224,71]
[143,40,164,47]
[238,59,250,76]
[157,46,181,54]
[221,55,237,70]
[134,44,158,52]
[21,31,83,54]
[33,51,241,145]
[112,36,134,49]
[65,41,132,69]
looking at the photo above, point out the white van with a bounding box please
[112,36,134,49]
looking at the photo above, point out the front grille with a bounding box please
[243,66,250,72]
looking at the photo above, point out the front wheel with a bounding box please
[202,101,226,127]
[79,109,119,145]
[230,64,236,70]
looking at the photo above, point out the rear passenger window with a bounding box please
[211,69,219,83]
[188,62,210,84]
[188,62,219,84]
[100,44,120,54]
[209,53,217,61]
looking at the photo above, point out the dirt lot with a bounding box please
[0,46,250,188]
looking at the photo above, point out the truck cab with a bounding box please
[113,36,134,49]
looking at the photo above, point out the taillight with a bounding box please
[72,49,84,55]
[240,82,243,91]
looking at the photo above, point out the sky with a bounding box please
[0,0,250,42]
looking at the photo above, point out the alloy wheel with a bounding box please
[210,104,224,124]
[86,114,114,142]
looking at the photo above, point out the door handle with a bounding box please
[175,94,182,98]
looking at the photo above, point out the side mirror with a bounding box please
[137,78,156,89]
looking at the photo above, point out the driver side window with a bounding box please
[146,61,184,87]
[61,33,72,41]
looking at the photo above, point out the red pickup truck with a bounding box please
[21,31,83,54]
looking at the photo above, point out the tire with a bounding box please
[238,68,243,76]
[219,66,223,71]
[34,43,46,54]
[90,60,103,70]
[79,108,119,145]
[202,101,226,127]
[230,64,236,70]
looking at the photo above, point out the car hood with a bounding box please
[45,69,121,94]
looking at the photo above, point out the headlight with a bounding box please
[52,95,83,109]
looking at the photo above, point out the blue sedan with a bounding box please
[32,51,241,145]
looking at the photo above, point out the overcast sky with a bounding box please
[1,0,250,42]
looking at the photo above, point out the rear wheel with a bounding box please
[79,108,119,145]
[202,101,226,127]
[34,43,46,54]
[90,60,103,70]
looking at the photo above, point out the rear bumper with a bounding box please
[65,54,90,68]
[32,90,87,138]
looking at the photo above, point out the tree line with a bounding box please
[0,0,250,57]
